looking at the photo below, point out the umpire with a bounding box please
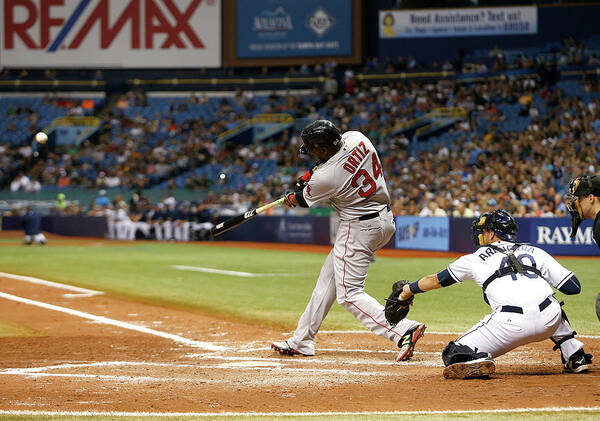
[565,175,600,245]
[21,205,46,245]
[564,174,600,321]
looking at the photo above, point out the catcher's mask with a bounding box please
[299,120,341,156]
[564,175,600,238]
[472,209,518,248]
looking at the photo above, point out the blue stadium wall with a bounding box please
[4,215,597,256]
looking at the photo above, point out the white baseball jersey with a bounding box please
[445,240,573,310]
[303,131,391,220]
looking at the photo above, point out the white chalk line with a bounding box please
[239,346,442,357]
[0,361,200,373]
[0,360,400,380]
[240,346,397,354]
[172,265,304,277]
[0,271,103,298]
[0,291,224,352]
[1,407,600,417]
[194,354,440,367]
[318,329,600,339]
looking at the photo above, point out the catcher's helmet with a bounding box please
[299,120,341,155]
[472,209,518,248]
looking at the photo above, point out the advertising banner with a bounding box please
[1,0,221,68]
[379,6,537,39]
[395,216,449,251]
[216,215,330,245]
[518,217,599,256]
[236,0,352,58]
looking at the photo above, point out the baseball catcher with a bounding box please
[384,280,414,325]
[391,210,592,379]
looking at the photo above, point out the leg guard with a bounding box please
[551,332,576,352]
[550,303,584,362]
[442,341,490,367]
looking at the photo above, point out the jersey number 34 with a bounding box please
[351,154,382,197]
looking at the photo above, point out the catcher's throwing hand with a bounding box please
[384,280,414,325]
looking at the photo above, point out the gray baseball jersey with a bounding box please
[284,131,421,359]
[303,131,391,220]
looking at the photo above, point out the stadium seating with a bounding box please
[0,97,104,146]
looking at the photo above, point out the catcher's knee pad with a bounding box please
[442,341,490,367]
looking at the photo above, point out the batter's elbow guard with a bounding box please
[294,188,309,208]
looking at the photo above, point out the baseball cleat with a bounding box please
[271,340,313,356]
[564,349,593,373]
[443,357,496,379]
[396,323,426,362]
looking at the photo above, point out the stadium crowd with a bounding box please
[2,38,600,228]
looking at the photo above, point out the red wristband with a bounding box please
[300,170,312,182]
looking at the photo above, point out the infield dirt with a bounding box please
[0,235,598,413]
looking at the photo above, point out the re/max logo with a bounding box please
[3,0,205,51]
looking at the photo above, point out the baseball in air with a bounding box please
[35,132,48,144]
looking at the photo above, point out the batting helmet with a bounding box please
[299,120,341,155]
[472,209,518,248]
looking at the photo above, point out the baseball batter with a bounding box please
[271,120,426,361]
[396,209,593,378]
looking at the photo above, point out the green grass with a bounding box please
[0,241,598,334]
[0,319,41,337]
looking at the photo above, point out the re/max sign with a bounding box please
[3,0,205,51]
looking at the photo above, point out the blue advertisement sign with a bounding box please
[379,6,537,39]
[237,0,352,58]
[395,216,449,251]
[518,217,599,256]
[215,215,330,245]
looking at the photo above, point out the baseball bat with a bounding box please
[210,197,285,237]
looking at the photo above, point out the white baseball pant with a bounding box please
[135,222,151,239]
[286,207,419,355]
[162,220,173,241]
[153,222,164,240]
[174,221,190,241]
[116,220,135,240]
[456,298,563,358]
[24,233,46,244]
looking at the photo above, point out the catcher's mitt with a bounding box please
[384,280,414,325]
